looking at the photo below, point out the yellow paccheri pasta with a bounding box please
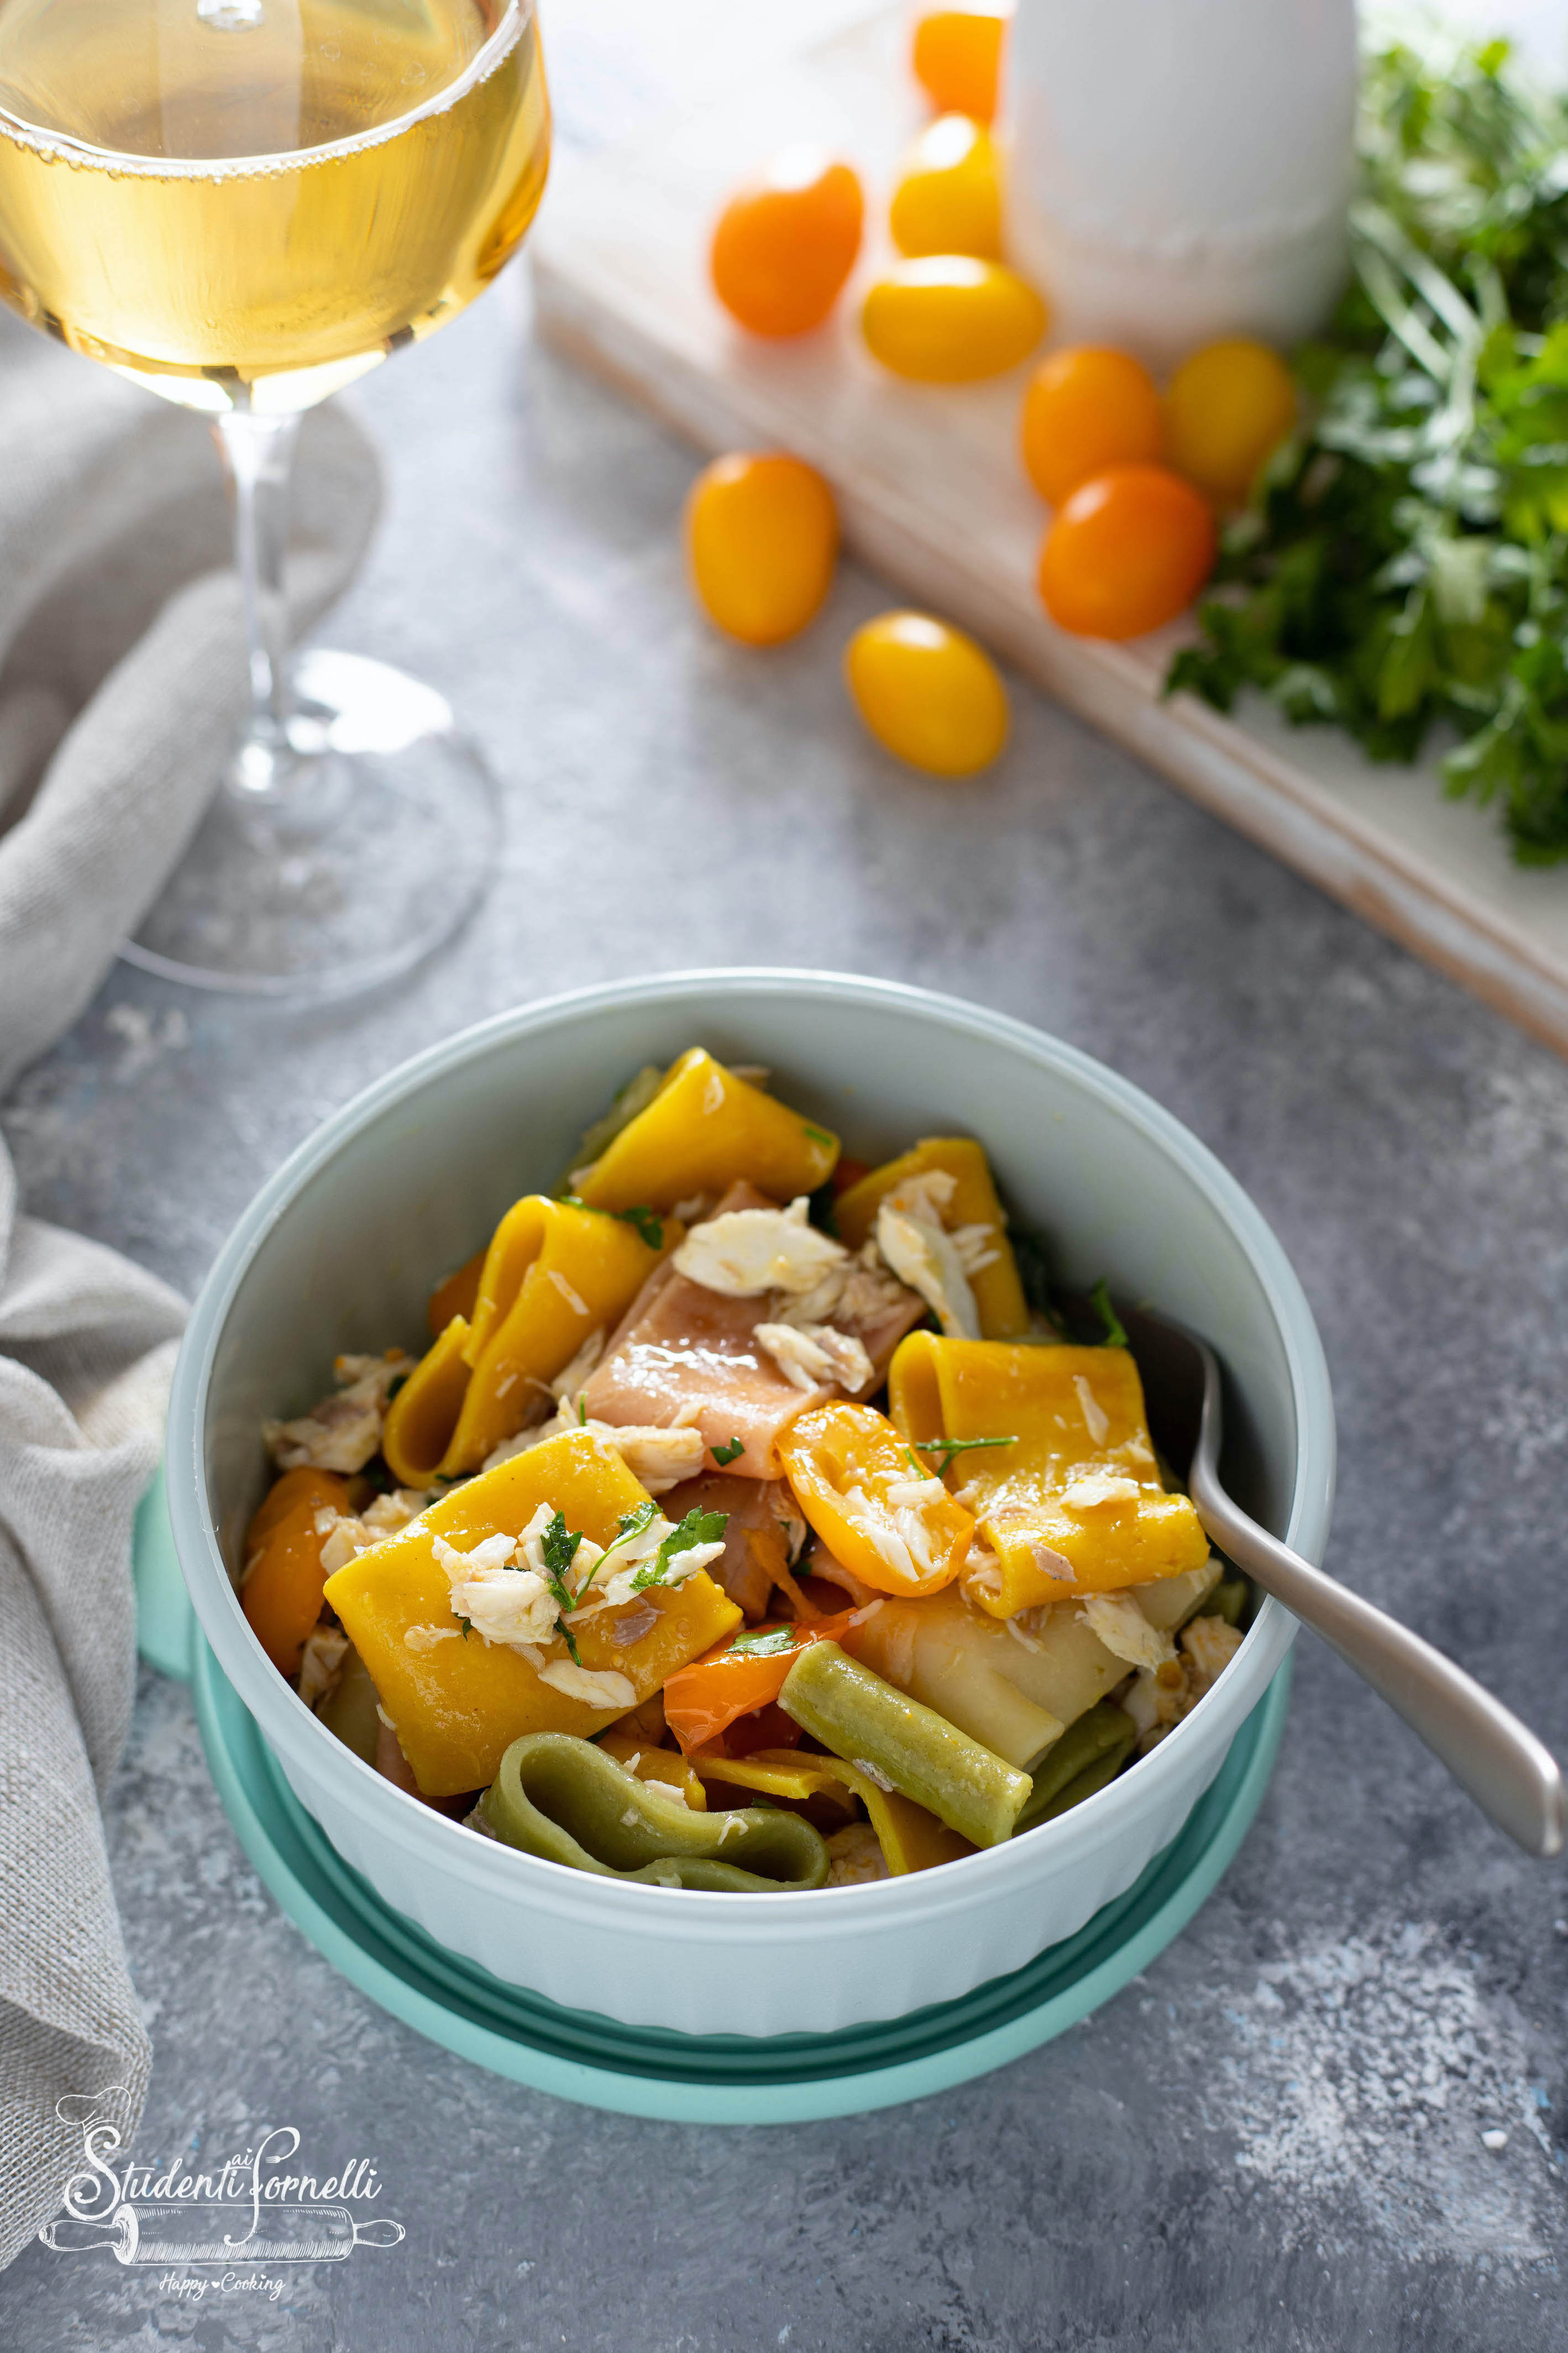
[888,1332,1210,1612]
[324,1430,741,1796]
[833,1136,1029,1338]
[382,1194,673,1485]
[571,1047,840,1212]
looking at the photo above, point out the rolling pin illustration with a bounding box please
[41,2204,405,2263]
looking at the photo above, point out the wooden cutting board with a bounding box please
[532,3,1568,1058]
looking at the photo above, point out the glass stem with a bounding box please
[214,407,303,798]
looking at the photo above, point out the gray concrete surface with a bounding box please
[4,7,1568,2345]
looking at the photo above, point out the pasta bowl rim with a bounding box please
[168,967,1333,1932]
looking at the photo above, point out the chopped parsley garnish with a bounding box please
[726,1625,798,1659]
[457,1616,473,1641]
[915,1433,1019,1476]
[607,1498,661,1556]
[541,1510,584,1585]
[711,1434,745,1467]
[1090,1279,1129,1349]
[631,1506,729,1593]
[802,1123,835,1149]
[572,1498,660,1607]
[538,1511,586,1663]
[578,1395,588,1425]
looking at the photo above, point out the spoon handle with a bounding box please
[1191,1467,1566,1859]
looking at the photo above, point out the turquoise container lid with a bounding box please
[137,1468,1288,2124]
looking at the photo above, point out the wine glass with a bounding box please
[0,0,550,995]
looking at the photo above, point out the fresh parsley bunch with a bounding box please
[1168,38,1568,863]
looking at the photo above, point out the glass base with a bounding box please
[119,650,501,998]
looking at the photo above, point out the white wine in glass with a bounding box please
[0,0,552,993]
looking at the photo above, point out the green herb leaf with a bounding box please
[1165,35,1568,864]
[631,1507,730,1592]
[538,1513,589,1657]
[1090,1279,1129,1349]
[914,1434,1019,1476]
[573,1498,660,1605]
[541,1511,584,1586]
[727,1625,799,1658]
[711,1435,745,1467]
[802,1123,835,1149]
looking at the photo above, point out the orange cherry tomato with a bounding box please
[710,148,864,337]
[1038,463,1217,640]
[1020,345,1164,508]
[685,453,840,644]
[911,7,1008,123]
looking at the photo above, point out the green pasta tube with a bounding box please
[1031,1739,1137,1825]
[1014,1700,1137,1835]
[473,1733,830,1891]
[778,1641,1030,1849]
[1208,1576,1249,1628]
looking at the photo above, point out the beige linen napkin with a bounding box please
[0,317,382,2267]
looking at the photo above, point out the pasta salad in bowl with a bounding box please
[169,973,1333,2035]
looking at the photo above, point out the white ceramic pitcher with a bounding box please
[1003,0,1360,369]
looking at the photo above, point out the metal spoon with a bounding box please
[1118,1302,1566,1859]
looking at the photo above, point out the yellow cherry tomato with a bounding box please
[911,7,1008,123]
[862,257,1047,384]
[844,612,1009,777]
[710,150,864,338]
[889,114,1001,260]
[685,453,839,646]
[1019,345,1164,507]
[1164,337,1297,505]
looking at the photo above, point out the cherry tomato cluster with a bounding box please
[685,450,1008,778]
[1024,338,1298,635]
[687,6,1302,763]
